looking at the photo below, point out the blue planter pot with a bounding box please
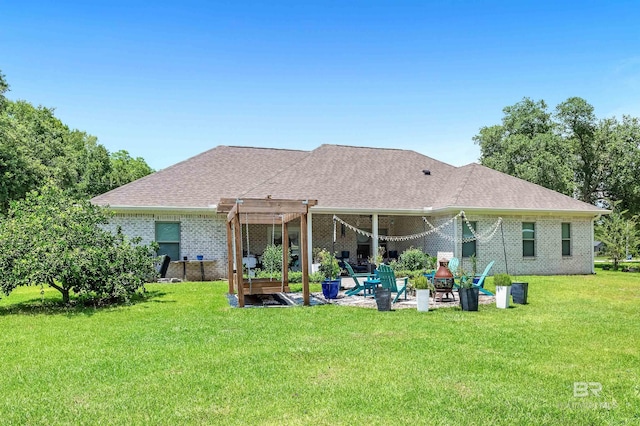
[322,279,340,299]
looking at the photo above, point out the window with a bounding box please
[522,222,535,257]
[156,222,180,261]
[462,221,477,258]
[562,223,571,256]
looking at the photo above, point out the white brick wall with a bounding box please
[107,212,229,280]
[107,210,595,279]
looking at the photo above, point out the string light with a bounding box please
[332,211,503,244]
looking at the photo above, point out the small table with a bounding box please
[363,276,381,298]
[172,259,211,281]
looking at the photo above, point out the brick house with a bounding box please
[91,145,607,280]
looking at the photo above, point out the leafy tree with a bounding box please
[474,97,574,195]
[595,203,640,270]
[475,97,640,215]
[0,184,158,304]
[108,150,154,190]
[0,70,154,212]
[599,116,640,214]
[555,97,602,203]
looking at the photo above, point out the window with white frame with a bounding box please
[522,222,535,257]
[562,223,571,256]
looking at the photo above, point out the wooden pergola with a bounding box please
[217,197,318,308]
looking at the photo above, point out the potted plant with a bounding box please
[318,249,341,299]
[494,273,512,309]
[458,272,479,311]
[368,246,385,273]
[511,280,529,304]
[413,275,435,312]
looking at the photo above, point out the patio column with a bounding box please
[306,211,313,274]
[453,215,459,258]
[372,213,379,262]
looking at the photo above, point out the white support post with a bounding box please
[372,213,379,262]
[453,215,459,258]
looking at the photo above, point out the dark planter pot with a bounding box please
[321,279,340,299]
[459,287,479,311]
[374,288,391,311]
[511,282,529,304]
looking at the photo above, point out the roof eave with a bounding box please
[98,205,218,214]
[428,206,610,217]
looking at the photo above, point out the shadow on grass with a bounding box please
[0,290,169,317]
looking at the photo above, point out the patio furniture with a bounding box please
[376,264,408,303]
[344,262,380,297]
[472,260,495,296]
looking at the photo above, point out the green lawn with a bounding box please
[1,273,639,425]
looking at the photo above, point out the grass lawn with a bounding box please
[1,273,639,425]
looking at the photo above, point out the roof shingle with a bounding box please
[92,144,604,214]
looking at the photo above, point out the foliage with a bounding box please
[457,270,474,289]
[367,245,385,266]
[469,253,478,276]
[475,96,640,214]
[254,269,324,284]
[412,274,435,291]
[595,203,640,270]
[0,184,158,303]
[261,244,289,273]
[317,249,340,280]
[398,247,430,271]
[0,70,153,212]
[493,273,513,287]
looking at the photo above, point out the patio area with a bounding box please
[227,277,496,309]
[315,276,496,309]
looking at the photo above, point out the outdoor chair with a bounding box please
[344,262,379,297]
[472,260,495,296]
[376,264,408,303]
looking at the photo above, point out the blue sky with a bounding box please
[2,1,640,170]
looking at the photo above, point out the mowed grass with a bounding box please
[1,273,639,425]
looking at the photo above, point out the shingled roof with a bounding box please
[92,144,604,215]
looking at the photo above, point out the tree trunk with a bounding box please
[48,279,71,304]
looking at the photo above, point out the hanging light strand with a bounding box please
[332,211,503,244]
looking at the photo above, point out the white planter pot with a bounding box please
[416,289,430,312]
[496,285,511,309]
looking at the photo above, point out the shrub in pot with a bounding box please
[494,273,512,309]
[413,275,435,312]
[318,249,341,299]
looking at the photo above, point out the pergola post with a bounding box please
[233,213,245,307]
[226,219,234,294]
[300,213,309,306]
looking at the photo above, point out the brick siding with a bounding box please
[107,210,594,280]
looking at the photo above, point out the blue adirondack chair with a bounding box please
[451,259,495,296]
[472,260,495,296]
[344,262,379,297]
[447,257,460,276]
[376,264,408,303]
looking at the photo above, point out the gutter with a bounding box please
[425,206,609,218]
[102,204,608,218]
[100,205,218,214]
